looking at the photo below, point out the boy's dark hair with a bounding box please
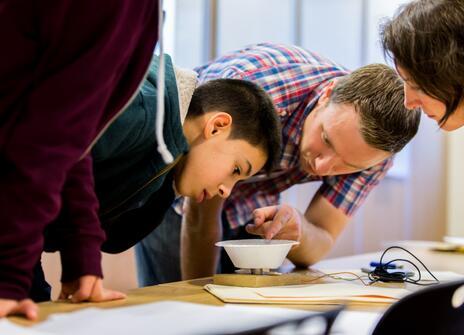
[381,0,464,126]
[331,63,420,154]
[187,79,281,172]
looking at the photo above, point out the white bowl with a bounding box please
[215,239,299,270]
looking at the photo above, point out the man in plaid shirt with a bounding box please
[135,43,421,285]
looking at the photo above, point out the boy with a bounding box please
[36,55,282,300]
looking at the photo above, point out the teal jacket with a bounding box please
[92,55,189,253]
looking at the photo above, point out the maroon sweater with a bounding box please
[0,0,159,300]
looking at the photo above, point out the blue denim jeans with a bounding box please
[135,206,182,287]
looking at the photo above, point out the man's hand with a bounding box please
[247,196,349,267]
[246,204,302,241]
[0,298,38,320]
[59,275,126,303]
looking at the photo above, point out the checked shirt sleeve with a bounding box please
[319,157,394,216]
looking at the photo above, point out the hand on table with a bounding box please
[60,275,126,303]
[0,298,38,320]
[246,204,302,241]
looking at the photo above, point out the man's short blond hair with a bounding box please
[331,63,420,153]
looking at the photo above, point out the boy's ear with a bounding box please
[204,112,233,139]
[319,79,337,104]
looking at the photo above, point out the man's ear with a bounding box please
[203,112,233,139]
[319,79,337,104]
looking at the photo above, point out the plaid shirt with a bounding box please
[179,43,393,229]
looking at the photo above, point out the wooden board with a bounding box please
[213,270,326,287]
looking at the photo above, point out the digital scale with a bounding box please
[214,239,324,287]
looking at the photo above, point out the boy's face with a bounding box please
[300,86,390,176]
[175,112,267,203]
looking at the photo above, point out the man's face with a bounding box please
[397,65,464,131]
[300,94,390,176]
[175,123,266,203]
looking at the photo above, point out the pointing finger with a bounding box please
[252,206,280,225]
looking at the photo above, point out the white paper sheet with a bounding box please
[0,319,53,335]
[205,282,410,304]
[0,301,386,335]
[255,282,409,299]
[1,301,315,335]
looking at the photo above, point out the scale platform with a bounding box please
[214,239,324,287]
[213,268,326,287]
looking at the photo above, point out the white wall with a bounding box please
[301,0,364,70]
[447,128,464,237]
[172,0,207,68]
[217,0,295,55]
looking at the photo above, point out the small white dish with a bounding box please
[444,236,464,246]
[215,239,299,270]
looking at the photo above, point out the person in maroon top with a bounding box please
[0,0,160,319]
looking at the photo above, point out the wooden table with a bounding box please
[10,240,464,327]
[314,241,464,274]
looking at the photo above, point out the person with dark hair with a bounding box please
[30,54,282,297]
[0,0,160,320]
[87,55,281,255]
[381,0,464,131]
[135,43,421,286]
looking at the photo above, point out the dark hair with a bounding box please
[187,79,281,172]
[381,0,464,126]
[331,63,421,153]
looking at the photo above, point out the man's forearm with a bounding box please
[288,195,349,267]
[180,197,224,280]
[287,216,335,267]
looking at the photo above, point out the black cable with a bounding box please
[368,246,440,286]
